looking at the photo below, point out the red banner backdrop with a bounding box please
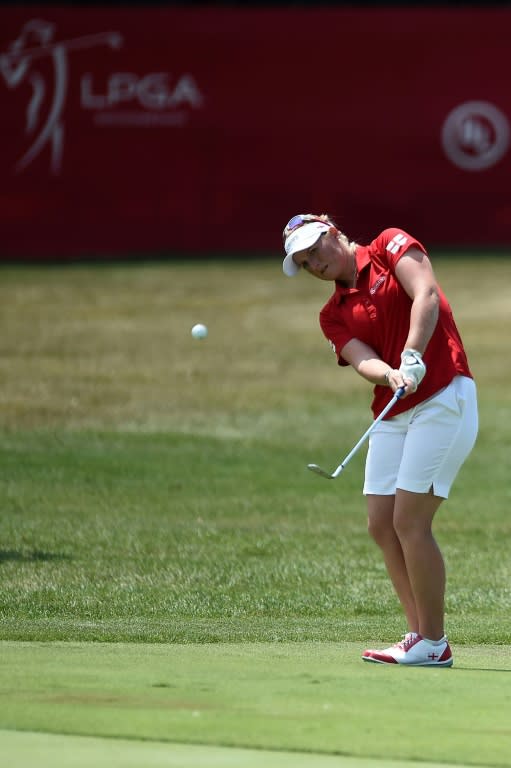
[1,6,511,258]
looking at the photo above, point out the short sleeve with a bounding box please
[319,298,352,366]
[374,228,427,270]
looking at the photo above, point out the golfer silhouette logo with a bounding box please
[442,100,510,172]
[0,19,122,174]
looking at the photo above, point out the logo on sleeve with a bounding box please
[385,233,408,255]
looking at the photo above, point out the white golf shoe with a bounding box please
[362,632,453,667]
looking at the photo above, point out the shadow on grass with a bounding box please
[458,667,511,673]
[0,549,72,564]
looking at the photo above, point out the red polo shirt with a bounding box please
[319,228,473,418]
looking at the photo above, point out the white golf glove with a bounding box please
[399,349,426,392]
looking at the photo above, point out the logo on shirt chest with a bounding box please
[370,275,386,295]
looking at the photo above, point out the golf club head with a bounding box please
[307,463,335,479]
[307,389,405,482]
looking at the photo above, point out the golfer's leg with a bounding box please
[393,489,445,640]
[367,494,418,633]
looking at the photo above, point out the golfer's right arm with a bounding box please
[340,338,408,394]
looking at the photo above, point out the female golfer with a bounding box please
[282,213,478,666]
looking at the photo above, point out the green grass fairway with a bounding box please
[1,732,472,768]
[1,641,511,766]
[0,257,510,766]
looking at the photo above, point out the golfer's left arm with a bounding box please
[396,247,440,355]
[384,247,440,394]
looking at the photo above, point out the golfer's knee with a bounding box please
[367,516,393,547]
[393,513,429,543]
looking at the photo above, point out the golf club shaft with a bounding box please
[330,386,405,477]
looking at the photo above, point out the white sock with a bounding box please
[423,635,446,645]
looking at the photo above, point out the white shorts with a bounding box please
[364,376,478,499]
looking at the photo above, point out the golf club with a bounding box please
[308,386,406,479]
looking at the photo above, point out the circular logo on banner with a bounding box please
[442,101,510,171]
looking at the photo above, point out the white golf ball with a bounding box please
[191,323,208,340]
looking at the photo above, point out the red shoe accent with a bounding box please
[438,644,453,663]
[362,650,398,664]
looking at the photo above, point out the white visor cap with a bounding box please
[282,221,331,276]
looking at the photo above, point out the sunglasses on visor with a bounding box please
[283,214,329,240]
